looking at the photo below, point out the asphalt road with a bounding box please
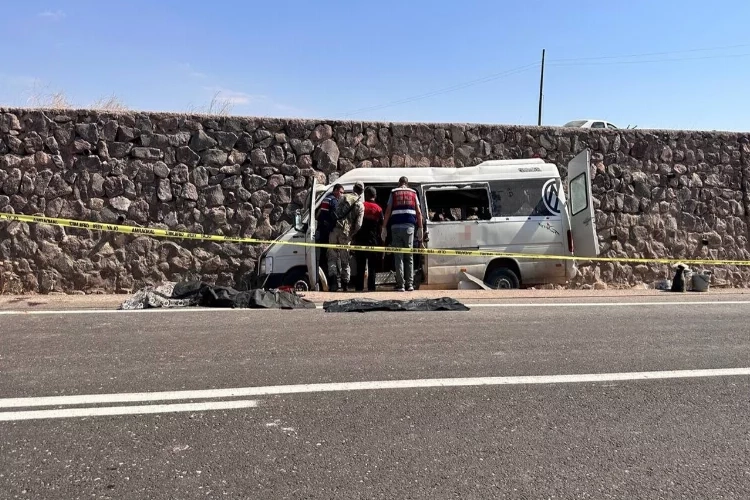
[1,297,749,499]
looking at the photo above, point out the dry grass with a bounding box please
[21,83,129,112]
[186,91,235,117]
[90,94,129,112]
[26,89,72,109]
[17,85,234,118]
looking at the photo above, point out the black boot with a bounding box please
[341,280,349,292]
[328,275,339,292]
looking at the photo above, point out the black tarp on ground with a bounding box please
[120,281,316,310]
[172,282,316,309]
[323,297,470,313]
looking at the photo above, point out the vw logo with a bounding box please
[542,179,561,215]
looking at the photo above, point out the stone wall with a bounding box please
[1,108,749,293]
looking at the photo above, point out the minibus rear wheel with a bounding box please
[485,267,520,289]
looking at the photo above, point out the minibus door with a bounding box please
[566,150,599,257]
[305,178,318,290]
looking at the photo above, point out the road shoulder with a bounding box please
[2,288,750,311]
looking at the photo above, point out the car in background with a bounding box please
[563,119,618,129]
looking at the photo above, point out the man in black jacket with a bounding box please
[353,186,384,292]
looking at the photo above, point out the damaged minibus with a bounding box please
[255,149,599,290]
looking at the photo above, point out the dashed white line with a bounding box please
[1,368,748,410]
[0,400,258,422]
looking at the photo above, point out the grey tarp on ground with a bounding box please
[120,281,316,310]
[323,297,470,313]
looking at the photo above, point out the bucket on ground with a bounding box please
[691,271,712,292]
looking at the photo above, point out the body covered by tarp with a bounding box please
[323,297,469,313]
[120,281,316,310]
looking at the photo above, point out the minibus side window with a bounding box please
[489,179,561,217]
[425,187,492,222]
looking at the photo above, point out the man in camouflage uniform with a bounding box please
[327,181,365,291]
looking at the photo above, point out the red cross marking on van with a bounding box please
[461,224,473,242]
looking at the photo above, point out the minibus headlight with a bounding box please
[260,256,273,275]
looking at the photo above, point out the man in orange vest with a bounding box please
[382,176,423,292]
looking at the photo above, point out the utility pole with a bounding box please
[537,49,545,126]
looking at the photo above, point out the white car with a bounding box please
[563,119,618,129]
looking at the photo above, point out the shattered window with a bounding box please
[425,187,491,222]
[489,179,560,217]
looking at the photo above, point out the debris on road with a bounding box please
[323,297,469,313]
[457,271,492,290]
[119,282,315,310]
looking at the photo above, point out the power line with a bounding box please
[548,51,750,67]
[339,42,750,117]
[550,42,750,63]
[341,62,539,117]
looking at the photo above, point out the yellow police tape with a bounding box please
[1,211,749,267]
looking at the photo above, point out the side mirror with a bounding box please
[294,210,303,232]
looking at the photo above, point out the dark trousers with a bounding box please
[315,230,329,280]
[354,250,380,291]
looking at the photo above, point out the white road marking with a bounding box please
[464,300,750,308]
[1,300,749,315]
[0,307,266,315]
[1,368,748,410]
[0,400,258,422]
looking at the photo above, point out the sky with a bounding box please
[1,0,749,131]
